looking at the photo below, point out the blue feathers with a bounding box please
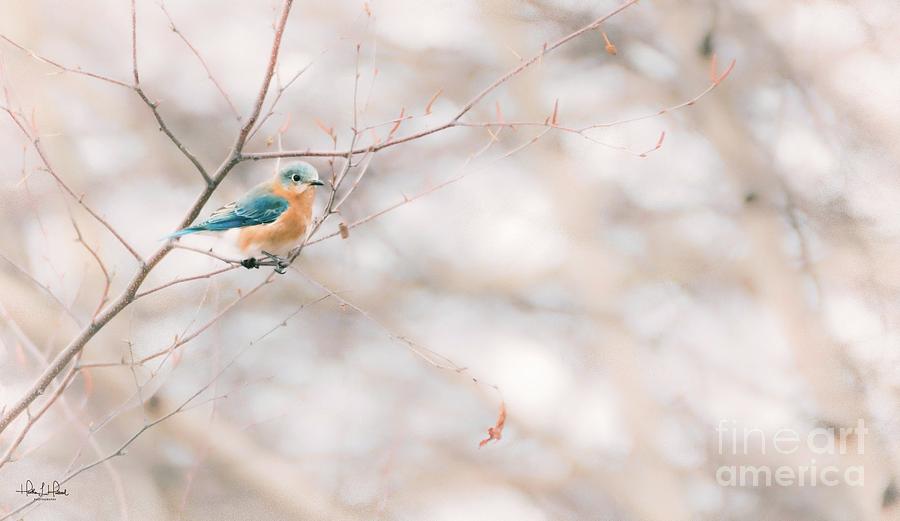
[167,226,205,238]
[168,185,289,239]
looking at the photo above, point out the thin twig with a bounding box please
[0,300,129,517]
[0,24,213,184]
[69,216,112,320]
[137,280,270,366]
[134,88,212,183]
[2,110,144,262]
[0,252,82,326]
[131,0,140,85]
[0,290,330,521]
[242,0,641,161]
[160,1,241,121]
[135,266,238,299]
[0,354,81,470]
[131,0,212,183]
[0,371,217,520]
[234,0,294,152]
[0,0,296,439]
[248,52,323,141]
[0,35,131,88]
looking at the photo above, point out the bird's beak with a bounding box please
[309,180,325,186]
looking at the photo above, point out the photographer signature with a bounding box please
[15,480,69,501]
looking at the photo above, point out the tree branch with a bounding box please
[131,0,212,183]
[134,87,212,183]
[0,35,131,88]
[1,109,144,263]
[242,0,641,161]
[160,0,242,121]
[0,0,296,439]
[234,0,294,153]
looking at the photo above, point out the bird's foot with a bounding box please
[261,251,289,274]
[240,257,260,270]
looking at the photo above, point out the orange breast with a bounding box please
[238,184,315,254]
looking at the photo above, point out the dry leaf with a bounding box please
[709,54,736,85]
[479,401,507,447]
[314,117,335,141]
[602,32,617,55]
[278,113,292,134]
[424,88,443,115]
[388,107,406,139]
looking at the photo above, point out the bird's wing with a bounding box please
[198,192,289,231]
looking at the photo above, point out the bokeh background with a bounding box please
[1,0,899,519]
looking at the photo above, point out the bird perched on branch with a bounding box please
[169,162,324,273]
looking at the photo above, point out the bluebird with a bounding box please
[169,162,324,273]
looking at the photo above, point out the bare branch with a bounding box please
[69,216,112,320]
[1,22,213,184]
[0,301,128,516]
[292,267,503,398]
[242,0,641,161]
[0,369,215,520]
[134,88,212,183]
[1,291,331,521]
[247,52,322,142]
[135,266,238,299]
[137,279,269,367]
[234,0,294,152]
[246,53,733,162]
[306,126,547,247]
[1,109,144,262]
[0,35,131,88]
[172,243,243,264]
[0,0,683,467]
[131,0,212,183]
[0,354,81,470]
[0,0,297,438]
[131,0,139,85]
[159,0,242,121]
[453,1,640,122]
[0,252,82,326]
[579,56,737,130]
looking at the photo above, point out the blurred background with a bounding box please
[1,0,899,519]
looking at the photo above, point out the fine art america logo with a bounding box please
[715,419,866,487]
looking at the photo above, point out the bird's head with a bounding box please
[278,162,324,192]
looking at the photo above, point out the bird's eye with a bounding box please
[291,174,301,183]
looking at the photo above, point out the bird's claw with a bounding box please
[261,251,289,275]
[241,257,259,269]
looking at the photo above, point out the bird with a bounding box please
[169,162,324,273]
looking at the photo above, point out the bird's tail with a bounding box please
[165,226,205,240]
